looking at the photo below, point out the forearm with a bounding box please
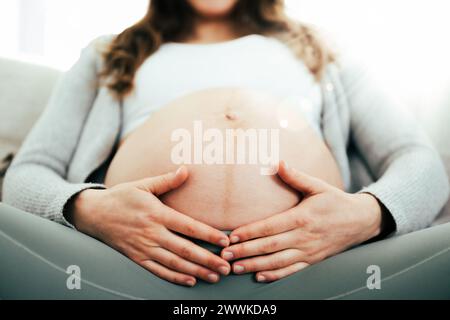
[360,147,449,235]
[339,59,449,235]
[356,192,396,243]
[64,188,105,234]
[3,163,105,228]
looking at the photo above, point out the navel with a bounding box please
[225,112,238,121]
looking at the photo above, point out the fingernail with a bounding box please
[284,161,289,170]
[219,266,229,275]
[234,265,245,274]
[208,274,219,283]
[257,275,266,282]
[219,239,229,247]
[230,236,240,244]
[186,280,195,287]
[176,167,183,176]
[223,251,234,261]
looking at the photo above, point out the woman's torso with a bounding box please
[105,88,343,230]
[104,35,343,230]
[120,34,323,138]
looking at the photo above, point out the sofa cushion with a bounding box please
[0,58,61,201]
[433,152,450,225]
[0,58,61,146]
[427,93,450,226]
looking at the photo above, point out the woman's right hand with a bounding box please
[67,166,231,287]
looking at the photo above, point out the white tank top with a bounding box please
[121,34,323,138]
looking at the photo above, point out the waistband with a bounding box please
[181,231,231,256]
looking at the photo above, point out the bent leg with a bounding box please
[1,203,450,299]
[231,222,450,300]
[0,203,191,299]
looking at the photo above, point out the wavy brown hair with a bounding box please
[101,0,335,99]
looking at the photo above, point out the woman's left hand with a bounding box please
[221,161,385,283]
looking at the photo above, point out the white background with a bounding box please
[1,0,450,117]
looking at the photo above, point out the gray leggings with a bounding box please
[1,203,450,300]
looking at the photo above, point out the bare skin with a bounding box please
[223,161,382,281]
[72,167,231,287]
[104,88,344,230]
[69,0,384,285]
[182,0,242,43]
[69,0,248,287]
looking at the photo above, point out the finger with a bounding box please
[139,259,196,287]
[229,209,302,243]
[231,249,304,274]
[222,232,293,261]
[150,247,221,283]
[278,160,328,194]
[135,166,189,196]
[160,205,230,247]
[256,262,310,283]
[160,230,231,276]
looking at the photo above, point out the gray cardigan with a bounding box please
[3,35,449,235]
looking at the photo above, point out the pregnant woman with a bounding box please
[2,0,450,299]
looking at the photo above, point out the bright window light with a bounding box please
[0,0,148,69]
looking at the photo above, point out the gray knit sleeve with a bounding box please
[339,60,450,235]
[2,37,108,228]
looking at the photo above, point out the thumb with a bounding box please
[135,166,189,196]
[277,161,328,195]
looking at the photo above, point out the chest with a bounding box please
[125,39,322,115]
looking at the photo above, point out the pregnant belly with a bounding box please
[104,88,343,230]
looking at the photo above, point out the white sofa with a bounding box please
[0,57,449,225]
[0,57,61,199]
